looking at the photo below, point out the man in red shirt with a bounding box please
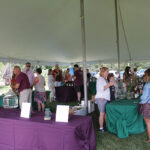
[52,64,62,87]
[11,66,32,110]
[72,64,83,103]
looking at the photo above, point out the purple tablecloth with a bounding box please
[55,86,77,102]
[0,109,96,150]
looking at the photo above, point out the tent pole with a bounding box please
[114,0,120,75]
[80,0,88,113]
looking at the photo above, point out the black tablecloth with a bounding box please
[55,86,77,102]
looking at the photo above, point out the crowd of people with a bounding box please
[10,62,85,111]
[9,62,150,142]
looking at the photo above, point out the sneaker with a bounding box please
[99,128,105,132]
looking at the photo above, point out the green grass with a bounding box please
[95,131,150,150]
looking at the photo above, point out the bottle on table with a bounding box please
[44,108,51,120]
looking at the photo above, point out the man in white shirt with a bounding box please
[22,62,35,88]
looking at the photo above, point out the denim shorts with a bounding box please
[95,98,108,113]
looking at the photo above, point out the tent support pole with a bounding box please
[115,0,120,75]
[80,0,88,113]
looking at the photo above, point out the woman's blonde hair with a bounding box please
[100,67,108,77]
[144,68,150,83]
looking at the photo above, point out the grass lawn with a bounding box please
[0,86,149,150]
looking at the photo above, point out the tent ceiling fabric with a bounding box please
[0,0,149,64]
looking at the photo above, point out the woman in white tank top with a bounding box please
[33,68,46,112]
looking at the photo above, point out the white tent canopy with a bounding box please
[0,0,150,65]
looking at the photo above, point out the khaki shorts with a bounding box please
[19,89,32,109]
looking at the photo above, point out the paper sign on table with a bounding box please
[20,102,31,118]
[55,105,69,123]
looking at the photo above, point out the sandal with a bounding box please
[144,139,150,143]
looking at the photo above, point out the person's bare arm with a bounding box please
[32,77,38,87]
[14,83,20,89]
[104,81,114,90]
[72,75,76,80]
[123,74,127,84]
[104,83,111,90]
